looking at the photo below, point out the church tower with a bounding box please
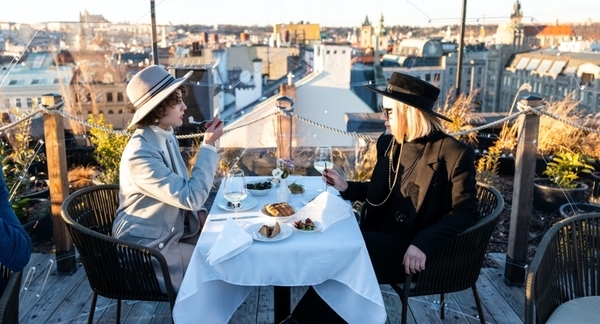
[510,0,524,46]
[360,15,374,49]
[75,23,88,50]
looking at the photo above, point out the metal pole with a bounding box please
[455,0,467,99]
[150,0,159,65]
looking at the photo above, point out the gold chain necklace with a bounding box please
[366,139,425,207]
[366,139,403,207]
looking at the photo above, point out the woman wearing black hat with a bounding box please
[113,65,224,294]
[283,72,479,323]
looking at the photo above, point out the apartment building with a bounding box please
[498,50,600,113]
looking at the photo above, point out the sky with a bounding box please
[0,0,597,28]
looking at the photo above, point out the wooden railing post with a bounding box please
[276,78,296,159]
[42,94,77,274]
[504,95,543,286]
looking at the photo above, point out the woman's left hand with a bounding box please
[403,245,426,274]
[198,210,208,229]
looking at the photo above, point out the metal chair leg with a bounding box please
[401,295,408,324]
[472,285,486,324]
[88,292,98,324]
[440,293,446,319]
[401,274,412,324]
[116,299,122,324]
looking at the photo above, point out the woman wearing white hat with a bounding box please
[112,65,224,293]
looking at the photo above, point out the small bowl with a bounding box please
[246,180,274,196]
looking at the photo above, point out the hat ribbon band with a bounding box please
[389,91,436,110]
[133,74,175,108]
[386,84,419,96]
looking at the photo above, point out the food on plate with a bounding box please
[288,182,305,194]
[294,218,315,230]
[227,201,242,208]
[258,222,281,238]
[247,181,272,190]
[264,202,295,216]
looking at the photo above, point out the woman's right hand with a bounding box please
[203,117,224,146]
[322,168,348,193]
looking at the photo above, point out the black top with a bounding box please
[378,138,427,234]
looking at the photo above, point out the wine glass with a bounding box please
[314,146,333,192]
[222,168,248,222]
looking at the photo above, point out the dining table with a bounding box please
[172,175,387,324]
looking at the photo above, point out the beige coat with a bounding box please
[113,126,219,292]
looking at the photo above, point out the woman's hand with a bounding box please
[322,168,348,192]
[198,210,208,229]
[403,245,426,274]
[202,117,224,146]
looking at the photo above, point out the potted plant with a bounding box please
[13,197,52,244]
[591,171,600,200]
[533,152,595,212]
[87,114,128,184]
[0,117,48,200]
[559,202,600,219]
[0,109,52,242]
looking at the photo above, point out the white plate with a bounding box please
[293,220,322,233]
[217,197,258,212]
[246,222,293,242]
[260,204,297,222]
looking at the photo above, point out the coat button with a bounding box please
[171,227,175,233]
[395,211,407,222]
[158,243,164,249]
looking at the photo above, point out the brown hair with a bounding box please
[137,85,188,126]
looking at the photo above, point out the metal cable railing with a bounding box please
[0,100,597,144]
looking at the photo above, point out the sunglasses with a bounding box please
[379,104,393,119]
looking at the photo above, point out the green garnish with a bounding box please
[288,183,304,194]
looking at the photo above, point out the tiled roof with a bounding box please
[537,25,575,36]
[524,25,544,37]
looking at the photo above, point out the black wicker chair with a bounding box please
[0,263,22,324]
[361,182,504,324]
[61,185,176,324]
[525,212,600,324]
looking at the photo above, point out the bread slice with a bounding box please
[270,222,281,237]
[258,222,281,238]
[265,202,295,216]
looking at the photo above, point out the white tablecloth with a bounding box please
[173,176,386,324]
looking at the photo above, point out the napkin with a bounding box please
[206,218,253,265]
[295,191,352,231]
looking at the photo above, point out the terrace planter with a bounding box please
[495,156,548,176]
[591,172,600,199]
[18,198,53,244]
[559,202,600,219]
[533,178,588,213]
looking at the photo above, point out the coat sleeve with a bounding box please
[0,172,32,271]
[123,137,220,211]
[410,145,479,257]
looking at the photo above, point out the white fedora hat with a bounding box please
[126,65,193,127]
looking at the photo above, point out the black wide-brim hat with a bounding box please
[364,72,452,122]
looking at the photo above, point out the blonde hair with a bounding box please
[390,101,442,142]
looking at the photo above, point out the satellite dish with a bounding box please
[240,70,252,84]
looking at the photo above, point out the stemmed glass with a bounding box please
[314,146,333,192]
[222,168,248,222]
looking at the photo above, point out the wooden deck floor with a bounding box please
[17,253,524,324]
